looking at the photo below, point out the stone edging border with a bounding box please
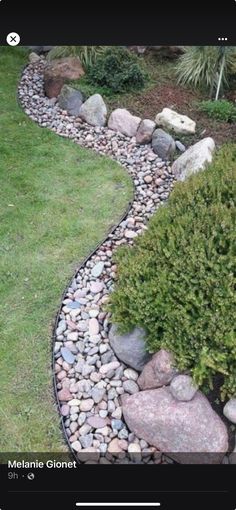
[51,205,133,464]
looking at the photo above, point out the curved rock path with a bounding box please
[19,59,176,464]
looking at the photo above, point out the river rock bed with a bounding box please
[18,59,182,464]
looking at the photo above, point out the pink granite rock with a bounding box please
[138,349,176,390]
[108,108,141,137]
[122,387,228,463]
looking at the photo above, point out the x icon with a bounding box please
[6,32,20,46]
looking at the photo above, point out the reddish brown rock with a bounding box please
[44,57,85,98]
[138,349,176,390]
[44,76,64,99]
[136,119,156,145]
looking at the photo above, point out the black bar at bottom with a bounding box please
[4,490,234,510]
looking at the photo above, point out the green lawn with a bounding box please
[0,47,133,451]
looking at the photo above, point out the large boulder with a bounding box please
[151,128,176,160]
[122,387,228,463]
[29,52,41,64]
[138,349,176,390]
[108,109,141,137]
[79,94,107,127]
[109,324,151,371]
[155,108,196,135]
[58,85,84,116]
[44,57,85,98]
[172,137,215,181]
[136,119,156,145]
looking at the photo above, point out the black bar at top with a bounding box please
[0,15,235,45]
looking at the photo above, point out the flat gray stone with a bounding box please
[60,347,75,364]
[91,262,104,278]
[67,301,81,309]
[123,380,139,394]
[91,387,106,404]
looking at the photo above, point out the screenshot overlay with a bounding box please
[0,7,235,510]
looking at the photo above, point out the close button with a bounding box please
[6,32,20,46]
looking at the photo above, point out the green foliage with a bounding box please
[110,145,236,399]
[198,99,236,123]
[47,46,106,70]
[176,46,236,97]
[87,47,147,93]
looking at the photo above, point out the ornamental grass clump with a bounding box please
[110,145,236,399]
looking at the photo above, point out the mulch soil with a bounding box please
[109,83,236,148]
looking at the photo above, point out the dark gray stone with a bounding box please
[152,128,176,161]
[101,351,114,365]
[58,85,84,116]
[109,324,151,371]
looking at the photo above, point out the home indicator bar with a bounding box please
[76,504,161,507]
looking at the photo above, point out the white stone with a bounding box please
[71,440,81,452]
[80,398,94,412]
[223,399,236,424]
[91,262,104,277]
[67,331,79,341]
[99,361,120,374]
[172,137,215,181]
[124,368,139,381]
[128,442,142,462]
[68,399,81,406]
[125,230,138,239]
[155,108,196,135]
[89,318,99,336]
